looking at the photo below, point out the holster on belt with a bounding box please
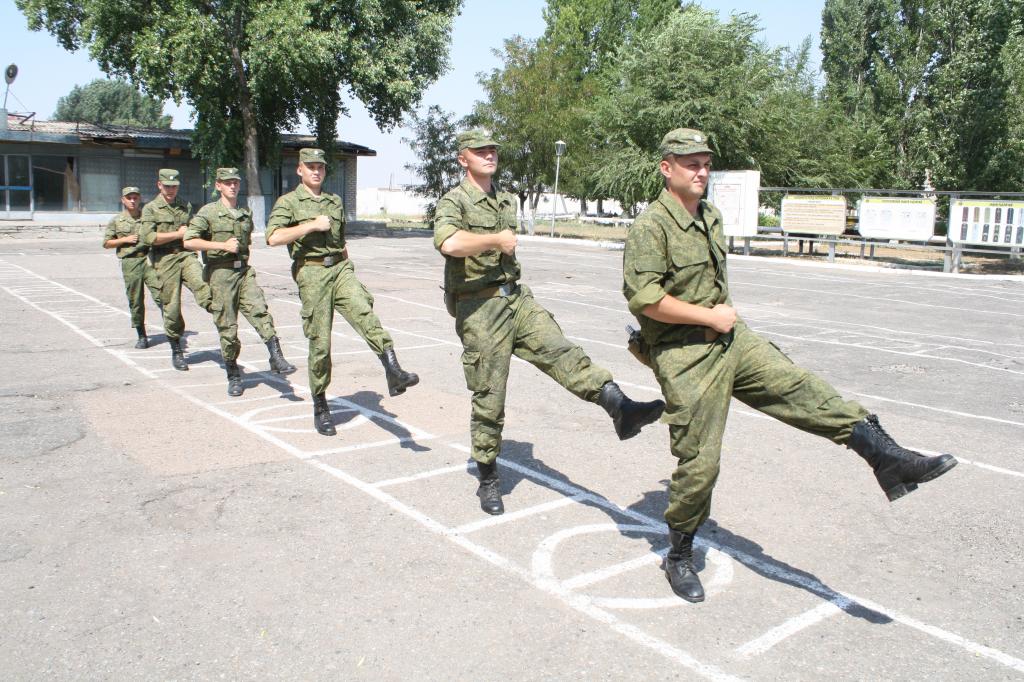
[626,325,653,368]
[442,287,456,318]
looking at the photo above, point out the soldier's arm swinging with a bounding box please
[643,296,736,334]
[438,229,516,257]
[103,235,137,248]
[266,215,330,247]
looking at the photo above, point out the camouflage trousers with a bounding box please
[207,266,278,361]
[456,285,613,465]
[154,251,213,340]
[119,255,162,327]
[293,258,392,395]
[652,320,869,533]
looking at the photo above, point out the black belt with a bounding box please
[153,246,184,258]
[207,259,248,271]
[457,282,519,301]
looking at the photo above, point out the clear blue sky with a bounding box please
[1,0,826,188]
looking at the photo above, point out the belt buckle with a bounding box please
[233,259,242,269]
[499,283,514,297]
[323,256,335,267]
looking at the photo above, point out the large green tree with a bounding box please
[821,0,1024,191]
[402,105,465,219]
[53,79,172,128]
[18,0,461,221]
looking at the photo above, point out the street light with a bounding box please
[550,139,566,237]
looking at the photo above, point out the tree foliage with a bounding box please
[53,79,172,128]
[402,105,465,219]
[822,0,1024,191]
[18,0,461,210]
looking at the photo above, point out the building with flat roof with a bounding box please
[0,110,375,223]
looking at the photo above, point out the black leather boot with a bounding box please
[664,529,704,603]
[225,359,244,397]
[134,325,149,349]
[312,393,336,436]
[265,336,296,375]
[379,348,419,396]
[848,414,957,501]
[476,460,504,516]
[597,381,665,440]
[169,338,188,371]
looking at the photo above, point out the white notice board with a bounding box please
[708,170,760,237]
[858,197,936,241]
[948,199,1024,247]
[781,195,847,236]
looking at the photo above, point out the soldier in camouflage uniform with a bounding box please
[622,128,958,603]
[434,128,666,517]
[139,168,213,371]
[103,186,163,348]
[183,168,297,396]
[266,148,418,435]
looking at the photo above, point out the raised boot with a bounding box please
[225,359,244,397]
[664,529,704,603]
[379,348,419,396]
[134,325,150,349]
[312,393,336,436]
[848,414,957,501]
[265,336,296,375]
[475,460,504,516]
[597,381,665,440]
[169,338,188,371]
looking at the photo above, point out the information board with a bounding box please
[708,170,760,237]
[781,195,847,236]
[857,197,936,241]
[948,199,1024,247]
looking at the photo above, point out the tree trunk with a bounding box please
[230,44,265,229]
[597,197,604,215]
[580,197,588,216]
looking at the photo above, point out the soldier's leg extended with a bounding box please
[510,287,663,440]
[238,268,295,375]
[655,340,737,603]
[296,263,338,435]
[729,322,955,500]
[332,260,417,396]
[210,269,244,397]
[156,257,188,370]
[143,261,163,309]
[457,295,516,515]
[120,258,150,348]
[181,253,213,312]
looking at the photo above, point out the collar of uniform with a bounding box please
[459,178,504,205]
[655,189,718,233]
[151,195,170,209]
[295,183,332,202]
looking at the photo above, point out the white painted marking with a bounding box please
[734,600,844,659]
[850,391,1024,428]
[453,495,584,535]
[563,547,668,590]
[373,463,470,489]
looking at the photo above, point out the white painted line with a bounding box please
[175,381,230,389]
[453,495,584,535]
[250,408,361,426]
[562,547,668,590]
[212,392,297,406]
[849,391,1024,428]
[734,600,844,659]
[302,434,440,459]
[373,463,470,489]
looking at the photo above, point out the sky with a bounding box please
[1,0,826,189]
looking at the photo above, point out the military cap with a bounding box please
[457,128,500,151]
[121,186,141,197]
[299,148,327,164]
[158,168,181,186]
[659,128,713,157]
[216,167,242,181]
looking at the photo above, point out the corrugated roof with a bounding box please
[1,113,376,156]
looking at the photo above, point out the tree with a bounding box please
[402,105,465,219]
[821,0,1024,191]
[18,0,462,222]
[53,79,172,128]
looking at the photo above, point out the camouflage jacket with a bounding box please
[184,201,253,265]
[622,189,731,347]
[139,195,192,255]
[265,184,345,260]
[433,179,521,294]
[103,212,148,259]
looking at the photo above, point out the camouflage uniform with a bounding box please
[103,206,162,328]
[434,178,614,465]
[266,165,392,396]
[139,171,212,341]
[623,192,868,534]
[184,199,277,362]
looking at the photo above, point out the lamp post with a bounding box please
[550,139,566,237]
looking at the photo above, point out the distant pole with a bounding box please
[550,139,566,237]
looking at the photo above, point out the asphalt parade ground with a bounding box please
[1,231,1022,680]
